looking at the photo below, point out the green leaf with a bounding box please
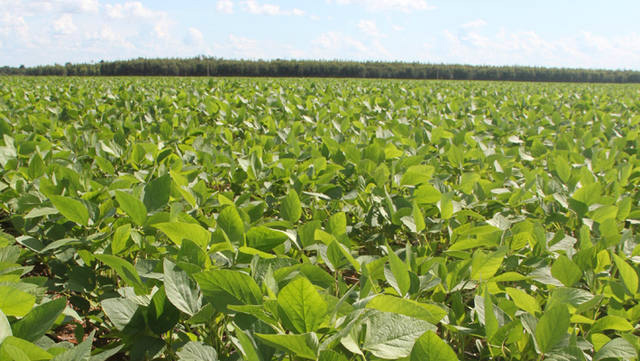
[414,184,441,204]
[506,287,540,315]
[551,255,582,287]
[232,326,263,361]
[246,226,288,252]
[218,205,245,245]
[49,195,89,226]
[115,190,147,226]
[411,202,425,233]
[255,333,318,360]
[612,254,638,295]
[410,330,459,361]
[101,298,138,331]
[176,342,218,361]
[0,285,36,317]
[143,174,171,211]
[327,212,347,236]
[280,190,302,223]
[366,295,446,324]
[111,223,131,255]
[0,336,52,360]
[327,240,360,272]
[95,254,148,295]
[28,153,45,179]
[401,165,434,186]
[153,222,210,249]
[194,269,262,312]
[12,297,66,342]
[471,248,506,281]
[554,156,571,183]
[387,246,410,297]
[147,286,180,334]
[535,305,570,354]
[363,311,436,359]
[0,309,11,344]
[593,337,637,361]
[163,259,202,317]
[318,350,349,361]
[277,277,327,333]
[591,315,634,333]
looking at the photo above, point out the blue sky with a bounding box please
[1,0,639,69]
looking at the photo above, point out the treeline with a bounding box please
[2,57,639,83]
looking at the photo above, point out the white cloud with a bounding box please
[327,0,435,12]
[438,28,640,69]
[0,13,30,39]
[53,13,77,34]
[461,19,487,29]
[57,0,99,13]
[312,31,391,60]
[86,26,135,49]
[216,0,234,14]
[392,25,404,32]
[184,27,204,46]
[228,34,264,58]
[241,0,305,16]
[105,2,162,19]
[358,19,383,37]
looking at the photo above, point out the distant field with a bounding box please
[1,77,639,360]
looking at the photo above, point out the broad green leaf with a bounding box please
[101,298,138,331]
[153,222,210,249]
[111,223,131,255]
[0,285,36,317]
[506,287,540,315]
[194,269,262,312]
[483,291,499,341]
[366,295,446,324]
[593,337,637,361]
[277,277,327,333]
[401,165,434,186]
[554,156,571,183]
[233,326,263,361]
[163,259,202,316]
[0,336,52,360]
[414,184,441,204]
[551,255,582,287]
[0,309,11,344]
[318,350,348,361]
[326,240,360,272]
[255,333,318,360]
[387,246,410,297]
[280,190,302,223]
[218,205,245,245]
[49,195,89,226]
[410,331,459,361]
[327,212,347,236]
[12,297,66,342]
[143,174,171,211]
[95,254,148,295]
[591,315,634,333]
[612,254,638,295]
[363,311,436,359]
[115,190,147,226]
[536,305,570,354]
[471,248,506,281]
[176,341,218,361]
[246,226,288,252]
[411,202,425,233]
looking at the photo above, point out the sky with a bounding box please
[1,0,639,70]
